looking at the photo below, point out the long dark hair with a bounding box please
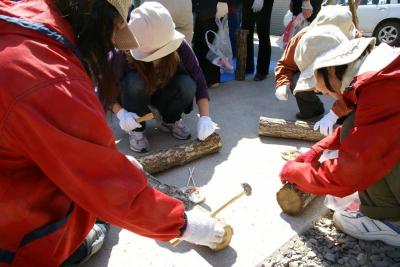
[53,0,119,106]
[126,51,180,95]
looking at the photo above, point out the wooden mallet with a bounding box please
[169,183,252,250]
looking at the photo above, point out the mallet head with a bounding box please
[241,183,252,196]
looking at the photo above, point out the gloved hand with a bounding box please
[180,211,225,249]
[252,0,264,12]
[275,85,289,101]
[197,116,218,141]
[301,0,313,19]
[314,110,338,136]
[116,108,142,132]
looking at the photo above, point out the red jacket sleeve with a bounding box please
[280,80,400,197]
[3,78,185,241]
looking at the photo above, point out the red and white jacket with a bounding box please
[0,1,184,266]
[280,44,400,197]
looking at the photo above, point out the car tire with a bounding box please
[374,21,400,47]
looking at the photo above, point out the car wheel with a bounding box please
[374,21,400,47]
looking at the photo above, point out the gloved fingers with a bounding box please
[321,124,329,136]
[313,121,321,131]
[327,125,334,136]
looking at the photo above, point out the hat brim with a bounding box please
[314,37,376,72]
[114,22,139,50]
[293,63,316,94]
[131,31,185,62]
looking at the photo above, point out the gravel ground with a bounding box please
[258,211,400,267]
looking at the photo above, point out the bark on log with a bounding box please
[145,172,195,210]
[348,0,360,30]
[235,29,249,81]
[276,183,316,216]
[137,133,222,175]
[258,116,329,142]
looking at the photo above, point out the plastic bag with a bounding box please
[277,13,310,50]
[205,14,233,72]
[324,192,360,211]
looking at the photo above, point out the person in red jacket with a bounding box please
[280,25,400,247]
[0,0,224,266]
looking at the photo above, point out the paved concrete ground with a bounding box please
[84,38,333,267]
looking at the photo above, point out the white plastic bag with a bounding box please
[324,192,360,211]
[277,13,310,50]
[205,14,233,72]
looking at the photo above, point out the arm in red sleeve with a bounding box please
[3,78,185,241]
[280,81,400,197]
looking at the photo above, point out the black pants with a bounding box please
[192,0,221,85]
[120,70,196,128]
[242,0,274,76]
[291,73,324,117]
[291,0,323,23]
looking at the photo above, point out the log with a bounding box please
[348,0,360,30]
[145,172,195,210]
[137,133,222,174]
[276,183,316,216]
[235,29,249,81]
[258,116,330,142]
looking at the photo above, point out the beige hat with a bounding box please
[309,5,357,40]
[293,5,358,94]
[294,25,375,94]
[106,0,139,50]
[128,2,185,62]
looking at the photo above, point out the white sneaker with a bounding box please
[333,210,400,247]
[160,119,191,140]
[129,131,149,153]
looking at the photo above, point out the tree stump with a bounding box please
[258,116,329,142]
[137,133,222,174]
[276,183,316,216]
[235,29,249,81]
[145,172,194,210]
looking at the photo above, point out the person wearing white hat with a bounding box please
[280,25,400,247]
[111,2,218,152]
[275,5,359,132]
[0,0,225,265]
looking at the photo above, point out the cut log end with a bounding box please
[212,223,234,251]
[276,183,316,216]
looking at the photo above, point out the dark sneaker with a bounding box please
[333,210,400,247]
[161,119,191,140]
[254,73,267,81]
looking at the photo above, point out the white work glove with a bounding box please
[252,0,264,12]
[197,116,218,141]
[275,85,289,101]
[180,211,225,249]
[116,108,142,133]
[314,110,339,136]
[301,0,313,19]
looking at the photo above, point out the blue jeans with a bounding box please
[119,70,196,129]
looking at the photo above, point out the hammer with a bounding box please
[170,183,252,247]
[135,105,163,123]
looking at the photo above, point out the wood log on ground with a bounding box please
[258,116,330,142]
[137,133,222,174]
[145,172,194,210]
[348,0,360,30]
[276,183,316,216]
[235,29,249,81]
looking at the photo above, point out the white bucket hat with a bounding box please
[128,2,185,62]
[293,5,360,94]
[309,5,357,40]
[107,0,139,50]
[294,25,375,94]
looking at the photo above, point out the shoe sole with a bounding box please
[129,145,148,153]
[160,124,191,140]
[333,214,400,247]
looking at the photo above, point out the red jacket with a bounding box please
[0,1,184,266]
[280,49,400,197]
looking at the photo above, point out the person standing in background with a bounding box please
[242,0,275,81]
[290,0,322,22]
[192,0,221,87]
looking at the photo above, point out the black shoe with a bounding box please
[295,109,325,120]
[254,73,267,81]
